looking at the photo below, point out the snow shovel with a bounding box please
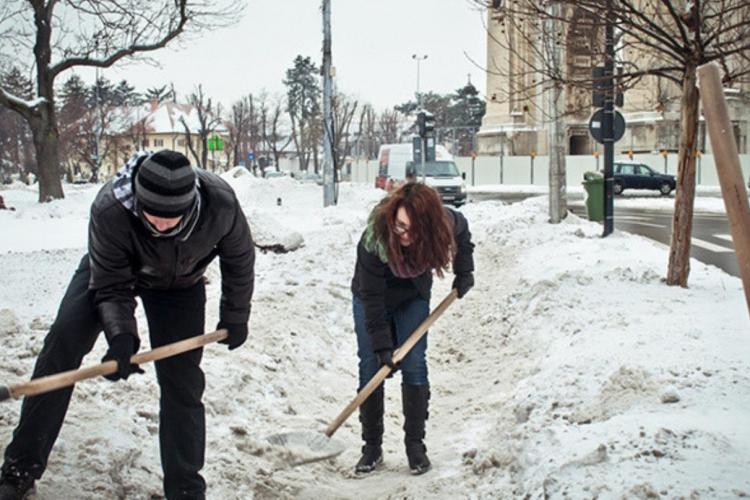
[266,289,459,466]
[0,329,228,402]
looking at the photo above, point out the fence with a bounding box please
[345,153,750,188]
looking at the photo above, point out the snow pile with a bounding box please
[0,180,748,499]
[223,168,305,252]
[0,183,97,252]
[445,197,750,498]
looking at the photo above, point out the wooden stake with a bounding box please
[697,62,750,317]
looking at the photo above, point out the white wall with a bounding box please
[345,154,750,187]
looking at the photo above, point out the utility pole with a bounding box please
[602,0,615,236]
[412,54,428,108]
[499,133,505,184]
[322,0,335,206]
[546,1,566,223]
[93,40,103,182]
[94,65,102,180]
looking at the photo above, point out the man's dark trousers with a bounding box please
[2,255,208,499]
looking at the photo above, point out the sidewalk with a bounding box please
[467,185,729,213]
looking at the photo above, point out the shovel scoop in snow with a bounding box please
[265,290,458,466]
[265,431,346,466]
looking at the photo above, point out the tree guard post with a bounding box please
[697,62,750,318]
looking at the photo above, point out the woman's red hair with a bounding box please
[373,182,456,277]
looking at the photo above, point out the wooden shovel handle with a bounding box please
[0,330,228,402]
[324,289,458,437]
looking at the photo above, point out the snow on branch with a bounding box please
[0,87,46,117]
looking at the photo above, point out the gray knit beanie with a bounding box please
[135,150,197,218]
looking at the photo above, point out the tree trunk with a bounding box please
[298,122,308,172]
[30,3,63,201]
[201,136,209,171]
[666,68,699,287]
[30,105,64,202]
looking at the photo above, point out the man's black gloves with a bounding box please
[217,321,248,350]
[102,334,143,381]
[375,349,399,371]
[452,272,475,299]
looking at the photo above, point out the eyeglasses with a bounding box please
[393,222,410,236]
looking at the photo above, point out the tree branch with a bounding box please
[0,87,42,119]
[50,0,188,77]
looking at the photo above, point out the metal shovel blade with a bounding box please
[266,431,346,466]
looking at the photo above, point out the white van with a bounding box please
[376,142,467,206]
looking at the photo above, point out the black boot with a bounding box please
[0,464,35,500]
[355,385,384,474]
[402,383,431,475]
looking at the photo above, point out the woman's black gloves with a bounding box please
[452,272,474,299]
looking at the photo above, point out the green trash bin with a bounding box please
[582,171,604,222]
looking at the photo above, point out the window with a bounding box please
[154,139,164,147]
[569,135,590,155]
[619,165,636,175]
[142,139,149,148]
[177,139,185,147]
[637,165,653,175]
[573,55,590,68]
[424,161,460,177]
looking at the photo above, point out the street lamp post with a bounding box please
[412,54,428,108]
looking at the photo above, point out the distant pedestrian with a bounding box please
[0,195,14,210]
[405,165,417,183]
[0,150,255,500]
[350,182,475,475]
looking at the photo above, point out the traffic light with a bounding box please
[592,66,624,108]
[416,111,435,138]
[425,137,436,162]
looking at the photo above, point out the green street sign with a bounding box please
[207,135,224,151]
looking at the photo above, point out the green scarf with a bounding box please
[363,208,389,264]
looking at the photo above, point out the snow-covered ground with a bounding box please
[1,175,748,499]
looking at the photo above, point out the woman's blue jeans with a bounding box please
[353,295,430,387]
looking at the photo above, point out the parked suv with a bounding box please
[613,162,676,195]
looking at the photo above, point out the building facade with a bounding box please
[477,4,750,157]
[96,101,229,178]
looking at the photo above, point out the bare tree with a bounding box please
[377,109,403,145]
[331,91,359,169]
[0,0,243,202]
[227,95,251,168]
[475,0,750,287]
[180,85,222,170]
[356,104,379,159]
[125,108,151,152]
[265,95,293,170]
[60,105,117,183]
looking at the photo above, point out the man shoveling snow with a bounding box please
[0,150,255,500]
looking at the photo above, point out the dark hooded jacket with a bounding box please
[88,158,255,343]
[351,207,474,352]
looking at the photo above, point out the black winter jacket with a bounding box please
[88,170,255,342]
[351,208,474,352]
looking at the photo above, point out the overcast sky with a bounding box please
[80,0,488,111]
